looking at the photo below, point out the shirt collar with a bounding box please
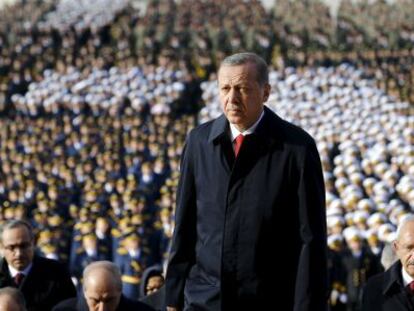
[229,109,265,141]
[8,262,32,277]
[401,266,414,287]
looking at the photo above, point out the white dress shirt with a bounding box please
[229,109,265,151]
[8,262,32,278]
[402,266,414,287]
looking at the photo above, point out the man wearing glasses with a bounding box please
[0,220,76,310]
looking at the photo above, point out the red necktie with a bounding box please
[408,281,414,293]
[234,134,245,158]
[14,273,24,287]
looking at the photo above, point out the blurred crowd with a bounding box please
[1,0,414,113]
[0,0,414,309]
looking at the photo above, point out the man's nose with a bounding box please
[228,88,239,102]
[14,248,23,257]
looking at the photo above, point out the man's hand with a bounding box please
[167,307,179,311]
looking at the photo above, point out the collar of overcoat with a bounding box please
[383,260,405,296]
[207,105,284,149]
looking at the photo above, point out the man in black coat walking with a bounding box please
[361,215,414,311]
[165,52,328,311]
[52,261,154,311]
[0,220,76,311]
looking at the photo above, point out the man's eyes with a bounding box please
[221,86,248,91]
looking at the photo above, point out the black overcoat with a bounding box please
[0,255,76,311]
[165,106,328,310]
[361,261,414,311]
[52,295,155,311]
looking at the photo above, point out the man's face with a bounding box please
[218,63,270,132]
[84,279,121,311]
[394,222,414,277]
[347,239,362,253]
[146,275,164,296]
[1,226,34,271]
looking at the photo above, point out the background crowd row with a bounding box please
[1,0,414,310]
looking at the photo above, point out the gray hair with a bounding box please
[380,243,398,270]
[219,52,269,86]
[0,287,27,311]
[396,214,414,241]
[0,220,34,243]
[83,261,122,291]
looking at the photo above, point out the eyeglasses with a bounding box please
[3,242,33,253]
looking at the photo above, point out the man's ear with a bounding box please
[392,240,399,253]
[263,83,271,102]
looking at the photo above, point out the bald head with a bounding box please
[83,261,122,291]
[83,261,122,311]
[0,287,26,311]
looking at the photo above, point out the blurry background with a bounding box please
[0,0,413,309]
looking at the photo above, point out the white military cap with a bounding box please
[367,212,386,227]
[343,226,362,241]
[377,223,396,242]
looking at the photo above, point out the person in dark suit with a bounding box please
[342,227,383,311]
[361,215,414,311]
[165,52,328,311]
[139,265,165,311]
[0,220,76,311]
[52,261,154,311]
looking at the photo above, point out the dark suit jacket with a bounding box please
[165,106,328,311]
[361,261,414,311]
[52,295,155,311]
[0,255,76,311]
[141,285,165,311]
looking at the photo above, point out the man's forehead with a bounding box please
[218,64,256,84]
[85,289,120,302]
[3,227,31,239]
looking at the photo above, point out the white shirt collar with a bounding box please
[229,109,265,142]
[8,262,32,278]
[402,266,414,287]
[128,249,141,258]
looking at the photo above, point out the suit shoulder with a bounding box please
[187,119,216,140]
[51,297,78,310]
[364,271,385,292]
[35,256,68,272]
[276,116,315,147]
[123,296,156,311]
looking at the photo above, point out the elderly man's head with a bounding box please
[218,52,271,132]
[393,215,414,277]
[83,261,122,311]
[0,220,35,271]
[0,287,27,311]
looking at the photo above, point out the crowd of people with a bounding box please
[1,0,414,113]
[0,0,413,310]
[0,60,198,299]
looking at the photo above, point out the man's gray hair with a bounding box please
[219,52,269,86]
[0,220,34,243]
[396,214,414,240]
[380,243,397,270]
[83,261,122,291]
[0,287,27,311]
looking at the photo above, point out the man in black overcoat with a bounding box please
[165,52,328,311]
[361,215,414,311]
[0,220,76,311]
